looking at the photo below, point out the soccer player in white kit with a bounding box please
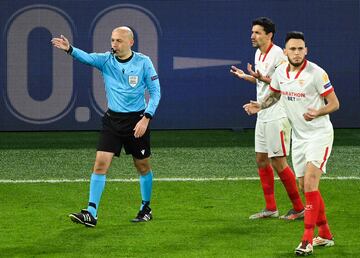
[243,31,340,256]
[231,17,304,220]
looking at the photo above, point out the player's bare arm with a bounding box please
[303,91,340,121]
[230,65,256,83]
[247,63,271,84]
[260,90,281,109]
[51,35,70,51]
[242,90,281,115]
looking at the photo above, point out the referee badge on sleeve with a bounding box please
[129,75,138,87]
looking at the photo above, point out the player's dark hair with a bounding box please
[252,17,275,40]
[285,31,305,45]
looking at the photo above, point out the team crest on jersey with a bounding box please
[298,79,305,86]
[128,75,138,87]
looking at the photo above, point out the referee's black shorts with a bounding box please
[97,109,151,159]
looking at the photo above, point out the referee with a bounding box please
[51,26,161,226]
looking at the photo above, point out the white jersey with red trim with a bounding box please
[255,44,287,122]
[270,59,334,140]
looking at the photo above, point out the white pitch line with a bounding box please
[0,176,359,184]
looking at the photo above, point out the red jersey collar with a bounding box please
[286,59,307,79]
[258,43,273,62]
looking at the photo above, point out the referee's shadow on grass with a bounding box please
[0,224,138,257]
[0,228,107,257]
[0,225,143,257]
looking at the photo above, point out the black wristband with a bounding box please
[66,45,73,54]
[144,112,153,119]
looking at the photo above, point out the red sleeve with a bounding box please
[321,87,334,97]
[269,85,281,93]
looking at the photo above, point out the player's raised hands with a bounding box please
[230,65,249,79]
[247,63,271,84]
[51,35,70,51]
[243,100,261,115]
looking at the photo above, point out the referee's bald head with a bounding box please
[113,26,134,40]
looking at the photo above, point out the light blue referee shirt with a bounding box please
[71,47,161,117]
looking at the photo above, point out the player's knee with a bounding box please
[137,164,151,175]
[271,157,288,172]
[134,159,151,174]
[256,156,270,168]
[93,160,110,173]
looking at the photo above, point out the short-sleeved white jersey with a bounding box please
[255,44,287,122]
[270,59,334,140]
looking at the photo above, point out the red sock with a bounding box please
[278,166,304,212]
[258,165,277,211]
[316,192,333,239]
[302,191,320,244]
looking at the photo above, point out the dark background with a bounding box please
[0,0,358,130]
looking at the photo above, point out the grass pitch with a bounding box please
[0,129,359,257]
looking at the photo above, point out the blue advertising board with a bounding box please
[0,0,359,130]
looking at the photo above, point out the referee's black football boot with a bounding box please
[131,205,153,222]
[69,209,97,227]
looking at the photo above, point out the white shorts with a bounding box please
[255,117,291,158]
[291,132,334,177]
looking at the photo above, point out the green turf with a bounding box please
[0,129,359,180]
[0,180,359,257]
[0,129,359,257]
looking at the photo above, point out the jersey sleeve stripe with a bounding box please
[323,82,332,89]
[269,85,281,93]
[320,87,334,97]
